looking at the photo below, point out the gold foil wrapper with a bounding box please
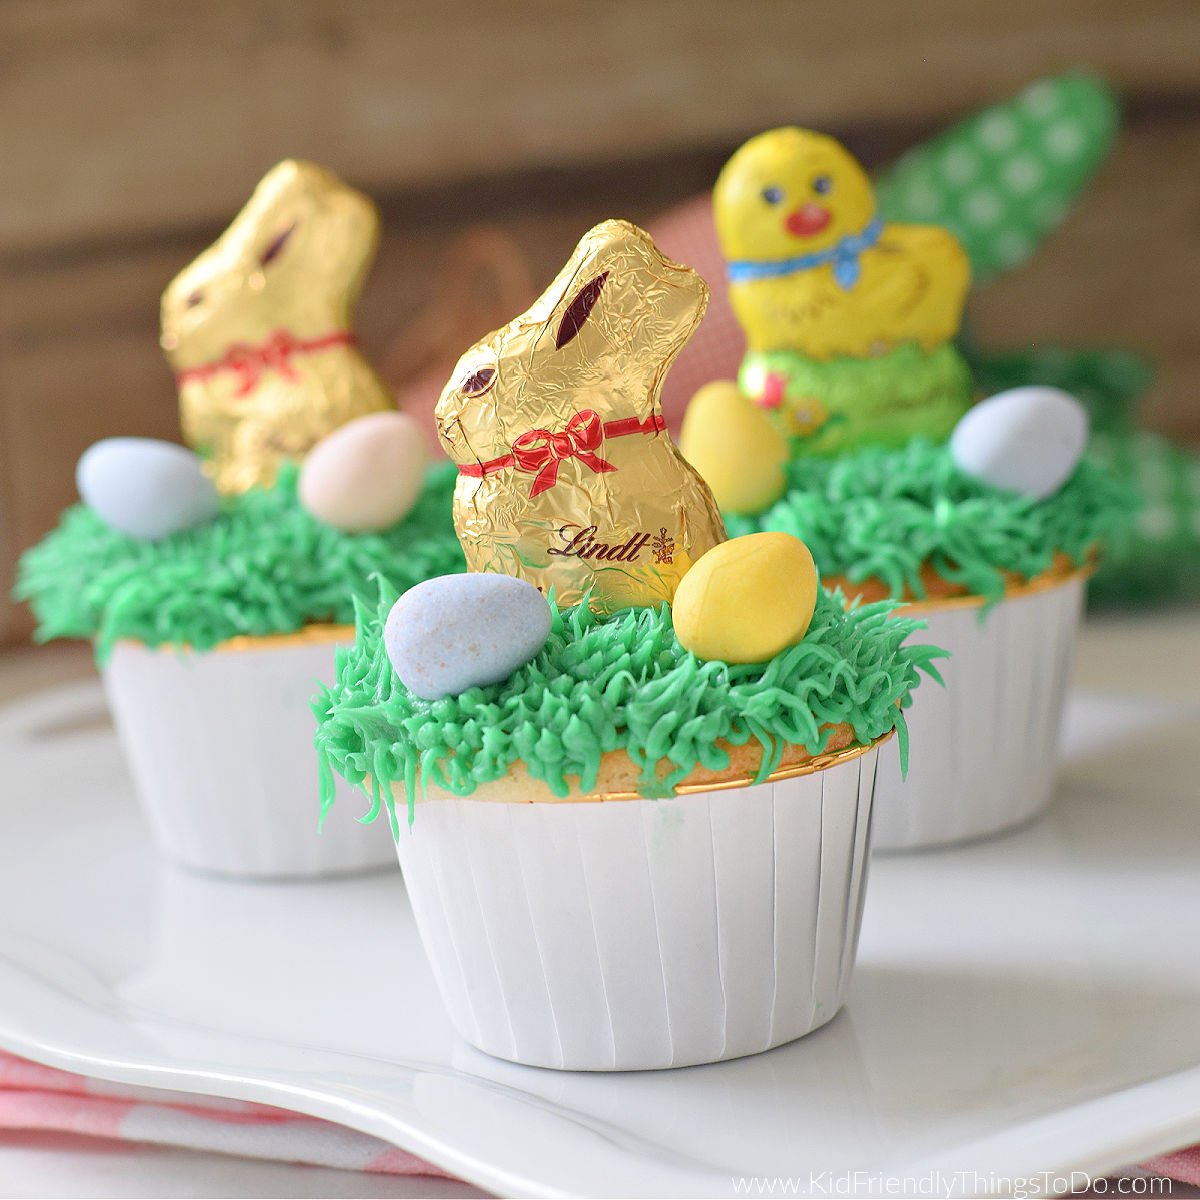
[160,160,393,494]
[435,220,727,613]
[377,726,890,806]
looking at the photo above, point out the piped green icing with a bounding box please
[726,438,1136,604]
[15,461,465,662]
[314,582,944,834]
[739,342,973,454]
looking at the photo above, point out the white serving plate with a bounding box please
[2,670,1199,1199]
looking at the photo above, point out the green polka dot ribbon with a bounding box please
[877,72,1119,283]
[1088,430,1200,608]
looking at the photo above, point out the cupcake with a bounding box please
[318,572,936,1070]
[313,221,942,1070]
[694,121,1136,851]
[14,161,464,878]
[720,390,1134,850]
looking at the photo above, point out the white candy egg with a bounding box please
[299,411,429,532]
[950,386,1089,501]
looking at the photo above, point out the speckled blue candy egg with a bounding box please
[384,573,552,701]
[76,438,220,540]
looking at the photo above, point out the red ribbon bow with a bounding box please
[456,411,665,496]
[222,330,302,396]
[511,409,616,497]
[175,329,356,396]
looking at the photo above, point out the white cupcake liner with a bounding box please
[871,570,1087,852]
[394,739,885,1071]
[102,630,394,879]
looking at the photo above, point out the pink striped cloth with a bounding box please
[0,1050,450,1178]
[2,1049,1199,1184]
[1141,1148,1200,1187]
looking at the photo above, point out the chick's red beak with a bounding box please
[785,203,832,238]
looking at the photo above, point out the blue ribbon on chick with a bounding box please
[727,215,884,290]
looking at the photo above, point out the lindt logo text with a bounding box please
[548,524,674,565]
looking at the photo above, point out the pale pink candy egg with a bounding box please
[299,411,429,532]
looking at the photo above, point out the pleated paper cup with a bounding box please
[102,625,395,879]
[392,733,889,1072]
[869,563,1089,852]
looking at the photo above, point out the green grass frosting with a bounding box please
[314,582,944,833]
[15,461,466,662]
[726,439,1135,604]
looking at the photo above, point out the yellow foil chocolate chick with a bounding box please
[714,128,970,360]
[436,219,727,614]
[673,533,818,664]
[161,160,393,494]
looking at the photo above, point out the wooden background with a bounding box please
[2,0,1198,644]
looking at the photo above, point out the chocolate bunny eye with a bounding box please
[259,222,296,267]
[460,366,496,397]
[555,271,609,349]
[185,290,204,308]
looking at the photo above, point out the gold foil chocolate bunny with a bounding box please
[436,219,727,613]
[161,160,393,494]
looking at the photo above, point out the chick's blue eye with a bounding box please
[761,186,784,205]
[812,174,833,195]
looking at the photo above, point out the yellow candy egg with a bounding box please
[679,382,789,515]
[672,532,817,664]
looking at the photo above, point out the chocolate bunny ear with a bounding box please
[258,222,297,267]
[556,272,609,349]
